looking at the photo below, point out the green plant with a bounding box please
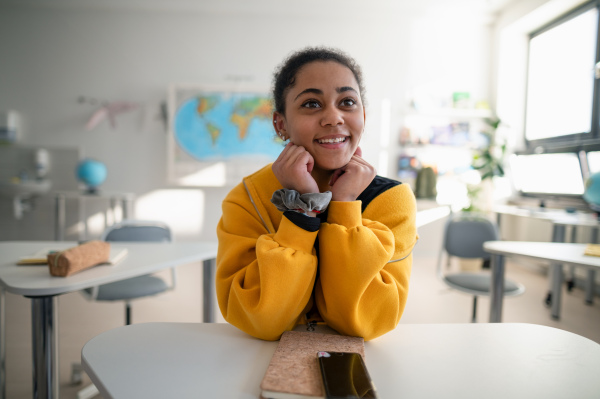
[464,118,506,212]
[463,185,482,212]
[471,119,505,181]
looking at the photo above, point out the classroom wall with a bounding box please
[0,1,494,241]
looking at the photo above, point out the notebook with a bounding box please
[260,330,365,399]
[584,243,600,257]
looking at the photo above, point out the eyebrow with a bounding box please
[337,86,358,95]
[294,88,322,101]
[294,86,358,101]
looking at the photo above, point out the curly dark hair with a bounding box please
[272,46,366,115]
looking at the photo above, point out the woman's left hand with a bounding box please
[328,147,376,202]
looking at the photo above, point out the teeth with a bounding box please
[318,137,346,144]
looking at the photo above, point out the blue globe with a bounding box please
[584,172,600,211]
[76,158,107,192]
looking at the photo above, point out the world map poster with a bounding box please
[168,86,285,185]
[174,90,283,160]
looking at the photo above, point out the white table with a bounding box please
[494,205,599,228]
[53,191,135,241]
[81,322,600,399]
[0,241,217,399]
[495,205,600,318]
[415,205,450,228]
[484,241,600,322]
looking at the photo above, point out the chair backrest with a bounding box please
[101,220,172,243]
[443,214,498,259]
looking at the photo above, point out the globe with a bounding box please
[76,158,107,193]
[584,172,600,212]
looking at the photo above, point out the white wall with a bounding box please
[0,2,495,240]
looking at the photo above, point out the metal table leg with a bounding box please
[489,254,505,323]
[0,288,5,399]
[550,262,564,320]
[585,269,596,304]
[109,197,117,226]
[121,196,133,221]
[545,224,566,319]
[31,296,59,399]
[54,194,65,242]
[586,227,599,304]
[203,258,216,323]
[566,226,577,292]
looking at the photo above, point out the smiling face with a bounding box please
[275,61,365,173]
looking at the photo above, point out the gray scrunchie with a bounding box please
[271,189,332,214]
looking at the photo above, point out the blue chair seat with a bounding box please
[444,273,522,296]
[85,274,168,301]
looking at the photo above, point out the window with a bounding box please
[525,1,600,149]
[510,152,585,196]
[587,149,600,173]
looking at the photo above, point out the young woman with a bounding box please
[216,47,417,341]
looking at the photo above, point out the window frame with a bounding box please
[524,0,600,152]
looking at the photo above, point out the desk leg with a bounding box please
[550,263,563,320]
[585,269,596,304]
[547,225,566,320]
[0,288,5,399]
[489,254,505,323]
[586,227,598,305]
[203,258,216,323]
[121,197,133,220]
[54,195,65,241]
[31,296,59,399]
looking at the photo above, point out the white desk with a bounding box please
[0,241,217,399]
[415,205,450,228]
[53,191,135,241]
[484,241,600,322]
[494,205,599,228]
[495,205,600,318]
[81,322,600,399]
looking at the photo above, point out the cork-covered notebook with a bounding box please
[584,243,600,257]
[260,330,365,399]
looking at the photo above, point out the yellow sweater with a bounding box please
[216,164,417,341]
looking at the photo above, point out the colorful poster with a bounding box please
[172,90,283,161]
[168,86,285,186]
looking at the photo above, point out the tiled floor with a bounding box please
[4,218,600,398]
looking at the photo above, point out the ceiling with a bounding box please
[0,0,518,18]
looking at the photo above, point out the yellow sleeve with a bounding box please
[216,188,319,341]
[315,183,417,341]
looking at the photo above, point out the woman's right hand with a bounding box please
[272,142,320,194]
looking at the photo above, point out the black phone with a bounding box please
[317,351,379,399]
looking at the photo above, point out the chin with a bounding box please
[317,160,350,172]
[313,151,354,172]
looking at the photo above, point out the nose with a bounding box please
[320,106,344,127]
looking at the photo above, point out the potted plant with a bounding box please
[460,118,505,271]
[464,118,506,213]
